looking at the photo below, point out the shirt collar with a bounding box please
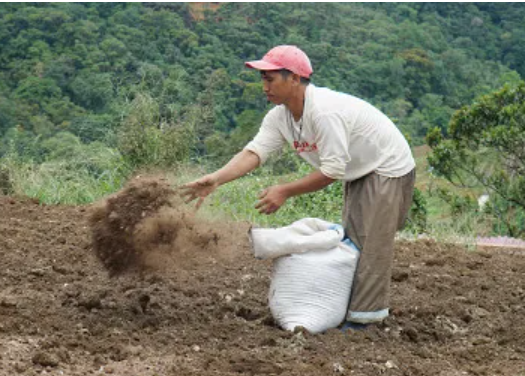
[303,83,314,119]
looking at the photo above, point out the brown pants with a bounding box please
[343,169,415,323]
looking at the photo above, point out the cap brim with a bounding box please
[245,60,283,71]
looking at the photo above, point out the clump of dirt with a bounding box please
[89,176,223,275]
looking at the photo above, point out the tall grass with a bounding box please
[9,162,127,205]
[183,149,492,242]
[1,144,130,205]
[0,134,505,242]
[174,161,341,228]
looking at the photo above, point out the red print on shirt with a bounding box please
[293,141,318,153]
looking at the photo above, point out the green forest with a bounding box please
[1,3,525,238]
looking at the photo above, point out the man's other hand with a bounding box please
[255,185,289,215]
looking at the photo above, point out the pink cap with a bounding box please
[245,45,313,78]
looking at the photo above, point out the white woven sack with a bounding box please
[249,218,360,333]
[250,218,345,260]
[269,241,359,333]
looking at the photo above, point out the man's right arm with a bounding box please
[182,108,284,208]
[211,149,260,186]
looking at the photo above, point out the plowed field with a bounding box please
[1,180,524,376]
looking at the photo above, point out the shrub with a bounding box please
[117,93,196,168]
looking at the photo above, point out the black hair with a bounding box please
[278,69,310,85]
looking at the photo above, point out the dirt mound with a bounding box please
[1,194,524,375]
[89,177,228,275]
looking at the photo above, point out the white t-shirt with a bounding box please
[244,84,415,181]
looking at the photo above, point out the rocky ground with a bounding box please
[1,180,524,376]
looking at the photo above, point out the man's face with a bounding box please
[261,71,294,105]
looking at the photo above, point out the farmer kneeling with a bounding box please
[182,45,416,328]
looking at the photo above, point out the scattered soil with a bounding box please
[89,177,228,275]
[1,180,524,375]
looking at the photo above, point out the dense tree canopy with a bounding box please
[0,2,524,161]
[2,3,525,236]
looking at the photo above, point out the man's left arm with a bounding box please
[256,112,349,215]
[255,170,335,215]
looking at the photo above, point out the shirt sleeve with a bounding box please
[313,112,351,180]
[244,110,286,165]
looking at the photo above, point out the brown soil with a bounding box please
[1,180,524,376]
[89,177,229,275]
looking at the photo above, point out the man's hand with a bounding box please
[180,174,219,210]
[254,171,335,215]
[255,185,289,215]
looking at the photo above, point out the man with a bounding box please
[182,45,416,328]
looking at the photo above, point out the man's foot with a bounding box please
[340,321,369,332]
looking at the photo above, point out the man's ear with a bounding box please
[292,73,302,86]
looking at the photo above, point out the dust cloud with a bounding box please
[89,176,243,275]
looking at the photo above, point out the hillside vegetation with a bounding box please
[1,3,525,237]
